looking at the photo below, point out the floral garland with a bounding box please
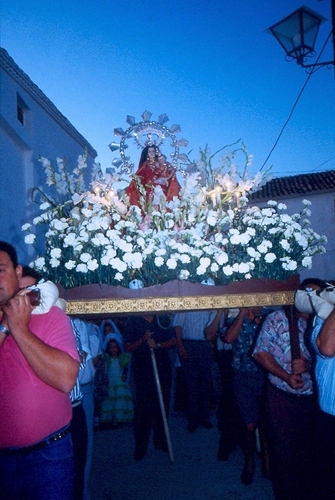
[22,144,327,289]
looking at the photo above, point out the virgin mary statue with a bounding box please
[125,145,180,210]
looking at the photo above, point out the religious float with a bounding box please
[22,112,327,317]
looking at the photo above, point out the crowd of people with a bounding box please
[1,145,335,499]
[2,240,335,500]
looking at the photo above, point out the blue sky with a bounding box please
[1,0,334,178]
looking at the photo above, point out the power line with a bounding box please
[311,155,335,171]
[273,155,335,176]
[260,30,333,171]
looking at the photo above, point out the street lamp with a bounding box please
[267,6,334,70]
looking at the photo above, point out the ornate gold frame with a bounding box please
[65,290,295,317]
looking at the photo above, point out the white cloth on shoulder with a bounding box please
[30,280,66,314]
[295,287,335,320]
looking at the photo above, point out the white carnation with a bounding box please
[199,257,211,269]
[34,257,45,270]
[70,207,81,220]
[64,233,78,247]
[179,254,191,264]
[166,258,177,270]
[24,234,36,244]
[154,256,164,267]
[39,202,50,210]
[280,239,290,251]
[216,252,229,265]
[65,260,76,270]
[179,270,190,280]
[76,263,88,273]
[301,256,312,268]
[50,248,61,259]
[50,258,60,268]
[72,193,83,205]
[238,262,251,273]
[196,266,207,276]
[51,219,68,231]
[110,258,127,272]
[80,253,92,263]
[87,259,99,271]
[222,265,234,276]
[264,253,276,263]
[33,216,43,225]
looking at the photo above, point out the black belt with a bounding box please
[0,427,70,455]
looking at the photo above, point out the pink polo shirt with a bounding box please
[0,306,79,448]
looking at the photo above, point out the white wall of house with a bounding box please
[0,49,97,263]
[252,191,335,282]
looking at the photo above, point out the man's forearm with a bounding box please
[11,328,79,392]
[253,351,290,384]
[175,325,183,347]
[224,314,244,343]
[205,310,225,341]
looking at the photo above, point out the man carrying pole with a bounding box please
[124,315,176,461]
[252,302,318,500]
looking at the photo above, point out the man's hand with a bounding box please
[177,344,188,359]
[2,294,31,336]
[143,329,153,343]
[287,373,304,389]
[17,288,38,310]
[238,308,249,318]
[292,358,310,375]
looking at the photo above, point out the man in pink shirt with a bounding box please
[0,241,80,499]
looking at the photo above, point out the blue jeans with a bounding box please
[0,431,74,499]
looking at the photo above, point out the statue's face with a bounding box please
[147,147,156,159]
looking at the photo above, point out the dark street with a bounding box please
[89,411,274,500]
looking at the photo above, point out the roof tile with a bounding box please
[250,170,335,200]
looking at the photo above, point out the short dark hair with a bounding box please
[300,277,327,290]
[0,241,18,268]
[21,265,42,283]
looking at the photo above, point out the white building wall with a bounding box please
[252,191,335,282]
[0,49,97,263]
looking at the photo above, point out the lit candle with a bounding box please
[236,192,241,208]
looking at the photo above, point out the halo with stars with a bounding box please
[109,111,191,175]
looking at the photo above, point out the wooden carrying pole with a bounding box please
[150,347,174,463]
[288,305,300,361]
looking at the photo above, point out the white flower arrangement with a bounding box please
[22,146,327,288]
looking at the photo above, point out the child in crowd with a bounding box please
[100,334,133,427]
[94,320,124,427]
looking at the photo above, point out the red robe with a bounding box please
[125,160,180,209]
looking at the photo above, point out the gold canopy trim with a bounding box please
[65,290,295,317]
